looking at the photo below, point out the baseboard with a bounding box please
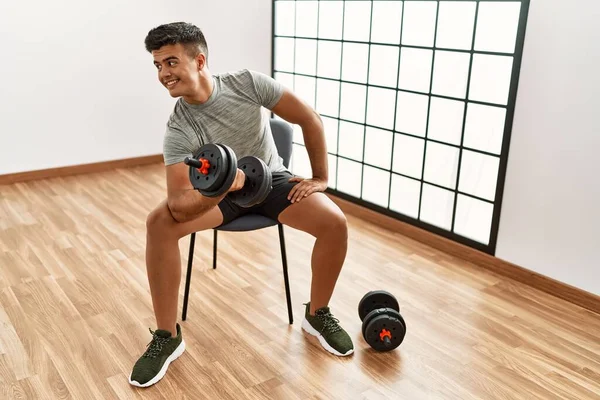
[327,194,600,315]
[0,154,163,185]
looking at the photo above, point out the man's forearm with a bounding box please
[302,112,328,182]
[167,189,224,223]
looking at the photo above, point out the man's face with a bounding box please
[152,43,202,98]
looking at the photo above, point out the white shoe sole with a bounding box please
[128,339,186,388]
[301,318,354,357]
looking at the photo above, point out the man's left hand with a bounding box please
[287,176,328,203]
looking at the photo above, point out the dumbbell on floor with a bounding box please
[184,143,272,208]
[358,290,407,352]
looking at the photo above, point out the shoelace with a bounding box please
[316,309,342,334]
[142,328,170,359]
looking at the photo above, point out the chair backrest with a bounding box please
[269,118,293,169]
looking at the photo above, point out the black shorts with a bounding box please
[217,171,299,226]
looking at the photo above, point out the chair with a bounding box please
[181,118,295,325]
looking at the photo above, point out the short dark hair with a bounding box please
[144,22,208,61]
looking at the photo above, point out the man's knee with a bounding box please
[318,207,348,238]
[331,210,348,235]
[146,201,176,237]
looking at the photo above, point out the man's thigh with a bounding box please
[148,199,230,239]
[277,192,346,237]
[250,171,346,236]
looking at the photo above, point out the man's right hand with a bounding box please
[227,168,246,193]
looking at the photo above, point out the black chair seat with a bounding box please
[216,214,278,232]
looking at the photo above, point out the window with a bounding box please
[272,0,530,254]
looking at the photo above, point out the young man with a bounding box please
[129,22,353,388]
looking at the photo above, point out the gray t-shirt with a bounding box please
[162,69,287,173]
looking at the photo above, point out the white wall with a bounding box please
[0,0,272,175]
[496,0,600,296]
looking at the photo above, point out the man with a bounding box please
[129,22,353,388]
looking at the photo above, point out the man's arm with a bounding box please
[271,88,327,183]
[165,162,222,223]
[165,162,244,223]
[270,88,329,203]
[162,121,245,223]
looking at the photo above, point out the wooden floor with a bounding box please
[1,164,599,400]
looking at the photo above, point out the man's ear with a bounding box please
[196,53,206,71]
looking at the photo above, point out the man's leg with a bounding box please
[278,192,353,356]
[130,199,228,388]
[145,199,224,336]
[277,193,348,314]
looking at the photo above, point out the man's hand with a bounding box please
[227,169,246,193]
[287,176,328,203]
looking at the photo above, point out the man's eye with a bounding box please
[168,61,177,67]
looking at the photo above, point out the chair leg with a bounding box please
[213,229,218,269]
[182,232,196,321]
[278,223,293,325]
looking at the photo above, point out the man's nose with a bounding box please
[160,68,171,80]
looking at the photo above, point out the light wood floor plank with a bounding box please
[0,163,599,399]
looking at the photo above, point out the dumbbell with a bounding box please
[184,143,272,207]
[358,290,406,352]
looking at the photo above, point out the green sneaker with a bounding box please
[129,323,185,387]
[301,302,354,356]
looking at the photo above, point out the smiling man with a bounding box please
[128,22,354,388]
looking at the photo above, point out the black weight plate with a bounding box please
[363,310,406,352]
[358,290,400,321]
[189,144,228,193]
[190,144,237,197]
[215,144,238,196]
[229,156,272,208]
[362,307,406,339]
[249,157,272,206]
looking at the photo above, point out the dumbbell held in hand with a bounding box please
[184,143,272,207]
[358,290,406,352]
[228,156,273,207]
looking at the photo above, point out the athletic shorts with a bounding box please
[217,171,299,226]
